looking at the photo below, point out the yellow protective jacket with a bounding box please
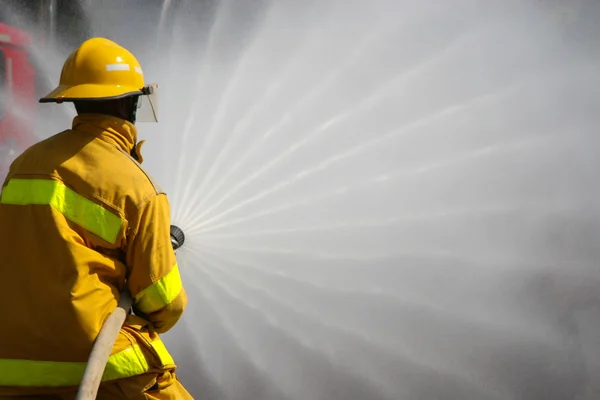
[0,114,187,393]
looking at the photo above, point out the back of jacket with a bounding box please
[0,114,187,385]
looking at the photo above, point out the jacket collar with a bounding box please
[72,114,138,154]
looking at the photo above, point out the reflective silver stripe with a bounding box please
[106,63,131,71]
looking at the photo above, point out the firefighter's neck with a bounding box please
[73,113,138,154]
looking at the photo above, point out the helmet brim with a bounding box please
[39,83,143,103]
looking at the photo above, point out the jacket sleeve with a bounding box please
[125,193,187,333]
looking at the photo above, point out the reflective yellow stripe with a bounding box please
[134,264,183,314]
[0,340,174,387]
[151,339,175,366]
[0,359,86,387]
[0,178,123,243]
[102,344,149,381]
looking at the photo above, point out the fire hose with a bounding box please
[76,225,185,400]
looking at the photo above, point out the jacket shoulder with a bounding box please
[118,149,164,196]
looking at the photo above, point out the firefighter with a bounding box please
[0,38,192,399]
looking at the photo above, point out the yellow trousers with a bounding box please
[97,370,193,400]
[0,371,193,400]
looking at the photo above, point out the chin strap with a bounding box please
[131,140,146,164]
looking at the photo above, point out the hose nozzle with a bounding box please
[170,225,185,250]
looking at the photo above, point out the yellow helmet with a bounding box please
[40,37,149,102]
